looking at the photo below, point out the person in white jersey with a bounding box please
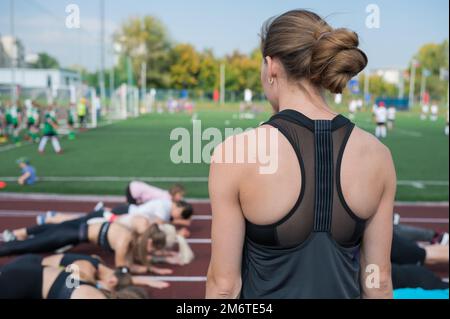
[348,99,357,120]
[421,103,430,120]
[375,102,388,139]
[430,102,439,122]
[387,106,396,130]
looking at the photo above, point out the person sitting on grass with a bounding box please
[17,157,37,186]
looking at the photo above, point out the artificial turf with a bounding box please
[0,107,448,201]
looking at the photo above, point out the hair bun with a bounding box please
[310,28,368,94]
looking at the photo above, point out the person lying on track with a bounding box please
[0,218,170,275]
[125,181,186,205]
[4,207,194,267]
[39,199,194,229]
[40,252,170,290]
[391,232,449,291]
[0,254,148,299]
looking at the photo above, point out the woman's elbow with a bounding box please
[361,270,393,299]
[206,274,241,299]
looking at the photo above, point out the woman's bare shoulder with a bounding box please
[351,126,393,162]
[70,285,106,299]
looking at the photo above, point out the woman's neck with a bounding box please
[277,82,337,120]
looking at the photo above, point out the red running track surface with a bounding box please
[0,196,448,298]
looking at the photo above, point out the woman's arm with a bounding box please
[18,172,31,185]
[360,146,396,299]
[132,276,170,289]
[113,231,133,268]
[206,142,246,299]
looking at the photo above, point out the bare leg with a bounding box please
[424,245,449,265]
[12,228,28,240]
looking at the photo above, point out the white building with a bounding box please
[0,35,11,67]
[0,68,81,92]
[0,35,25,67]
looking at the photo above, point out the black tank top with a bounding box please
[241,110,367,299]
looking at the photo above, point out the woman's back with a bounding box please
[239,111,389,229]
[206,9,395,299]
[235,109,392,298]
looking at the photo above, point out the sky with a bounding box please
[0,0,448,71]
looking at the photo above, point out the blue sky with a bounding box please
[0,0,448,71]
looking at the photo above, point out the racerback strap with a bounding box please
[314,120,333,232]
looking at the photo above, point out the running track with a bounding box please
[0,194,448,298]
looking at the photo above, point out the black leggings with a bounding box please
[0,219,88,257]
[0,254,44,299]
[392,264,449,290]
[394,224,436,243]
[125,183,137,205]
[391,233,426,265]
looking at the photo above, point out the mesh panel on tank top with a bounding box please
[245,109,366,248]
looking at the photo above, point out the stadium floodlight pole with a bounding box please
[99,0,106,107]
[220,63,225,105]
[363,70,370,107]
[398,71,405,99]
[141,61,147,113]
[10,0,16,106]
[109,53,115,111]
[420,69,429,106]
[409,59,418,108]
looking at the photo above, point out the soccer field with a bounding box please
[0,108,448,202]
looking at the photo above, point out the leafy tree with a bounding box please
[30,53,60,69]
[114,16,172,88]
[169,43,201,89]
[410,40,449,101]
[198,49,219,92]
[225,49,261,93]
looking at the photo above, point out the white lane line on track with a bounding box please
[0,210,212,219]
[193,215,212,220]
[0,176,210,183]
[187,239,211,244]
[0,212,446,224]
[400,218,449,224]
[134,276,206,282]
[0,177,448,187]
[0,192,211,204]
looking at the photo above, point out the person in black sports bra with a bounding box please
[0,254,150,299]
[207,10,396,299]
[0,218,167,273]
[41,253,170,290]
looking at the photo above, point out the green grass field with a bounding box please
[0,107,448,201]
